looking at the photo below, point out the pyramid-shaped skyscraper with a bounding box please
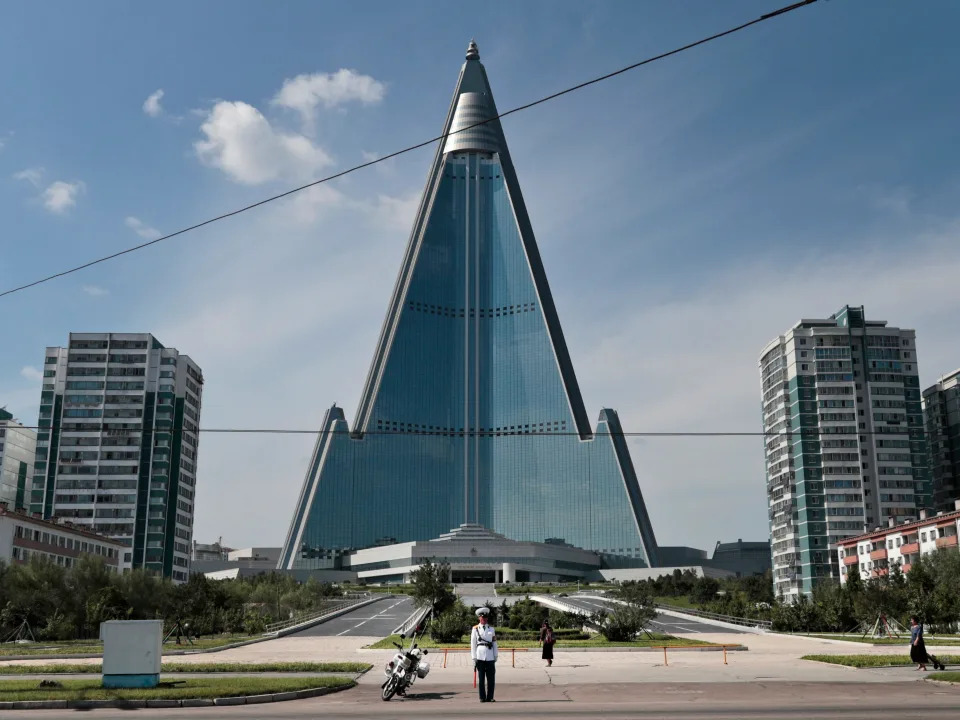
[279,41,659,570]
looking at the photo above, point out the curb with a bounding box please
[924,678,960,686]
[360,645,746,653]
[0,681,354,711]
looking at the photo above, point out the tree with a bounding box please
[596,604,655,642]
[429,600,473,643]
[507,598,548,630]
[410,560,455,613]
[690,577,720,606]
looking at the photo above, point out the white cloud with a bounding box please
[143,89,165,117]
[42,180,84,214]
[371,193,419,231]
[13,167,43,187]
[571,219,960,548]
[19,366,43,382]
[194,101,333,185]
[82,285,110,297]
[272,69,385,128]
[125,216,162,240]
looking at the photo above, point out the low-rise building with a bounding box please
[836,501,960,584]
[192,540,233,562]
[0,503,124,570]
[710,539,772,577]
[191,546,280,576]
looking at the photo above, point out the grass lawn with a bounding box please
[0,634,258,659]
[0,662,372,675]
[929,671,960,683]
[654,597,700,609]
[802,654,960,668]
[367,632,725,650]
[799,634,960,646]
[0,676,354,702]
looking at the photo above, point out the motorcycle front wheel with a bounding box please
[381,675,400,701]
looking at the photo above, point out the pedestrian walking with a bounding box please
[470,607,498,703]
[910,616,945,671]
[539,620,555,667]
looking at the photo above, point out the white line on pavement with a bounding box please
[337,598,408,636]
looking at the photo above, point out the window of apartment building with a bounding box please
[801,364,808,371]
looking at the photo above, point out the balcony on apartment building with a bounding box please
[935,533,958,549]
[870,546,888,561]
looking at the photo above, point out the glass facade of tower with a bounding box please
[280,45,658,571]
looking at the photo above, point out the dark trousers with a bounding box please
[476,660,496,701]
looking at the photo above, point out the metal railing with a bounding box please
[656,603,772,630]
[392,604,432,637]
[263,594,371,634]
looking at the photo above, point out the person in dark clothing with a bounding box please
[539,621,555,667]
[910,616,945,671]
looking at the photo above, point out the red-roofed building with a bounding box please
[837,501,960,583]
[0,502,123,570]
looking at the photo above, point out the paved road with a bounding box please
[286,596,415,637]
[19,681,960,719]
[558,595,745,634]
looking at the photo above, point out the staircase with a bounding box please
[455,583,499,602]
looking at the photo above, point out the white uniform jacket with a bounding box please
[470,623,498,662]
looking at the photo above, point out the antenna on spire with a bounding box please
[466,39,479,61]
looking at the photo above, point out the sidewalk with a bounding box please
[5,631,954,684]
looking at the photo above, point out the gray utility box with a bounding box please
[100,619,163,688]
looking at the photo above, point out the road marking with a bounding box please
[336,598,408,636]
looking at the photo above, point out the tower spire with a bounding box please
[466,39,479,61]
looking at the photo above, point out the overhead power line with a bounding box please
[16,425,939,439]
[0,0,819,300]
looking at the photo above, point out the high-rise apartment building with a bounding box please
[923,368,960,513]
[759,306,930,599]
[0,409,36,511]
[33,333,203,582]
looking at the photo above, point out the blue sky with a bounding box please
[2,0,959,551]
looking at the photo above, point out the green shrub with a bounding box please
[429,600,473,643]
[598,605,655,642]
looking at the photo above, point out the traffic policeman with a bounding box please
[470,607,498,702]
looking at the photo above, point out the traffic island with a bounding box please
[801,654,960,668]
[0,676,355,710]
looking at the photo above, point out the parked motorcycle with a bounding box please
[381,629,430,701]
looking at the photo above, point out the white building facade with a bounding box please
[32,333,203,582]
[0,409,36,511]
[0,503,123,571]
[759,306,931,599]
[837,503,960,583]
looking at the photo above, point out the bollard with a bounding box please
[512,648,516,668]
[443,648,448,668]
[663,646,668,666]
[723,646,727,665]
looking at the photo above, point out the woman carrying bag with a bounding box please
[910,616,945,671]
[539,621,555,667]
